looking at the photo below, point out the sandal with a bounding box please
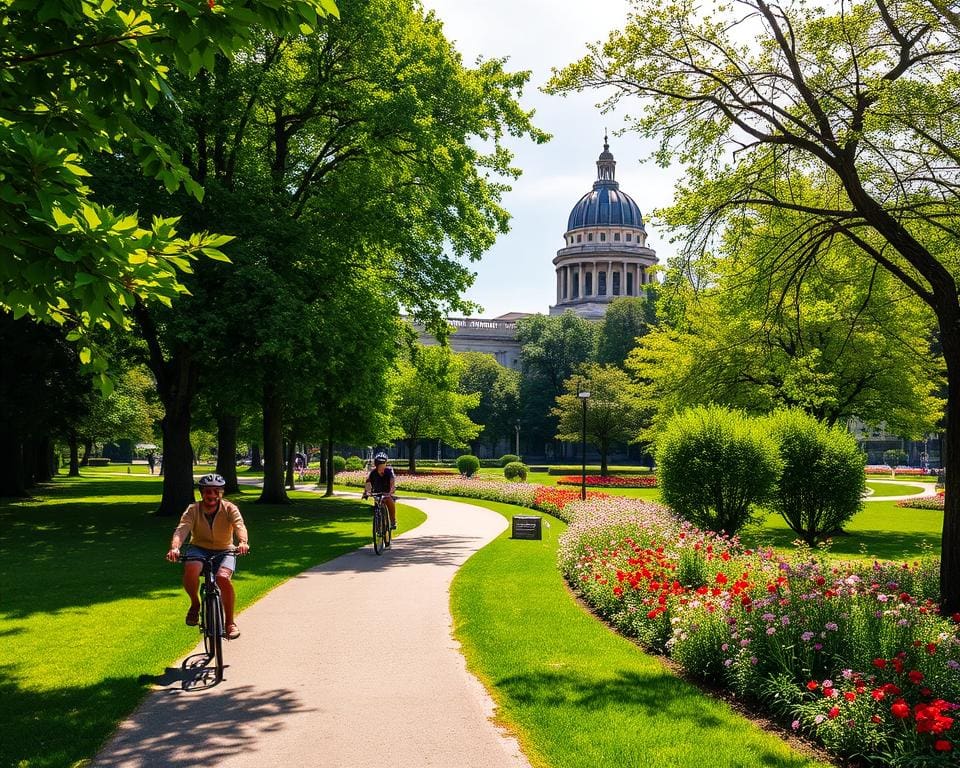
[226,623,240,640]
[185,607,200,627]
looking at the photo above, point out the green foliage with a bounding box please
[655,406,781,534]
[516,312,597,446]
[332,455,347,473]
[503,461,528,481]
[883,449,909,467]
[456,454,481,477]
[344,455,365,471]
[763,410,866,545]
[595,295,657,368]
[499,454,520,467]
[389,345,481,458]
[457,352,520,451]
[0,0,336,347]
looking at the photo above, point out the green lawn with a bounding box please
[450,498,830,768]
[0,473,424,768]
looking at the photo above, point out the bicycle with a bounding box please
[368,492,392,555]
[179,549,242,683]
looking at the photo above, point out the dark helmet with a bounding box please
[198,473,226,488]
[373,452,388,465]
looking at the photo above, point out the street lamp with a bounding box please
[578,390,591,500]
[514,422,521,458]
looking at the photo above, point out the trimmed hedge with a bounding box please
[456,454,480,477]
[503,461,528,481]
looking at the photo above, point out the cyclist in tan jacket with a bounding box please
[165,473,250,639]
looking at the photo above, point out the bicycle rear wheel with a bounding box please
[373,505,384,554]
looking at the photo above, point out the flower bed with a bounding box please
[555,475,657,488]
[899,493,945,511]
[559,506,959,765]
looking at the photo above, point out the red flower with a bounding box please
[828,706,840,719]
[891,700,910,719]
[871,689,885,701]
[871,715,882,724]
[844,691,856,702]
[908,670,924,684]
[872,658,887,669]
[935,740,953,752]
[823,686,837,699]
[926,642,938,655]
[807,680,819,691]
[715,573,728,585]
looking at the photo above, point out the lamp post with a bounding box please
[514,422,521,458]
[578,390,590,500]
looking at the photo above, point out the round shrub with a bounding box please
[503,461,528,481]
[499,453,520,467]
[763,409,865,544]
[456,454,480,477]
[655,405,781,534]
[332,455,346,473]
[344,455,365,471]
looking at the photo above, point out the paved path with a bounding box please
[94,496,531,768]
[863,479,938,502]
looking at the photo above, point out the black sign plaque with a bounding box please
[511,515,542,540]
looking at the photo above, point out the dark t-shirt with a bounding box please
[367,466,395,494]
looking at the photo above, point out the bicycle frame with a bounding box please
[180,550,234,683]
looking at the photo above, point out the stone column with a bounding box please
[556,268,562,303]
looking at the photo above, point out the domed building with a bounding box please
[413,137,657,369]
[549,136,657,318]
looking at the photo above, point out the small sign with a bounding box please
[512,515,542,540]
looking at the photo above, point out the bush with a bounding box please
[332,455,346,473]
[344,455,365,471]
[883,448,908,467]
[763,409,865,545]
[499,453,520,467]
[503,461,528,481]
[456,454,480,477]
[655,405,781,534]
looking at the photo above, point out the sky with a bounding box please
[419,0,681,319]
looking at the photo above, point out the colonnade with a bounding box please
[555,260,651,303]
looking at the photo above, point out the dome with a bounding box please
[566,137,645,231]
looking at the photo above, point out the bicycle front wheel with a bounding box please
[209,594,225,682]
[201,588,215,657]
[373,507,384,555]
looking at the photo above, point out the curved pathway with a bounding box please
[94,496,531,768]
[863,479,938,502]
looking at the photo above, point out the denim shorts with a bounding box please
[183,545,237,574]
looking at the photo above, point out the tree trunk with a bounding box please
[258,382,288,504]
[157,396,196,516]
[406,438,417,473]
[0,433,26,497]
[324,435,335,497]
[80,438,92,466]
[250,443,263,471]
[34,436,53,482]
[939,324,960,615]
[215,412,240,495]
[68,431,80,476]
[319,443,328,485]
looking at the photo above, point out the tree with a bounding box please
[550,0,960,609]
[595,295,657,368]
[389,345,481,472]
[0,0,336,360]
[516,312,597,453]
[764,409,866,545]
[458,352,520,454]
[552,363,646,475]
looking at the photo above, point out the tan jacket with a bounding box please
[172,499,248,551]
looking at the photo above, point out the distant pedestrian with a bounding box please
[147,452,156,474]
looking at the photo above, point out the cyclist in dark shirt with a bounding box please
[363,452,397,529]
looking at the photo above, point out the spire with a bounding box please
[596,132,616,184]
